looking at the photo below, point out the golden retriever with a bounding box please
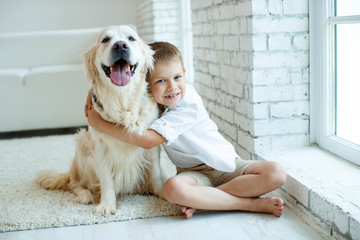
[37,25,165,216]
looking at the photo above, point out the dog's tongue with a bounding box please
[110,62,131,86]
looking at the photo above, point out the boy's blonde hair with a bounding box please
[149,41,184,68]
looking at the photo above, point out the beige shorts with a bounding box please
[176,157,255,187]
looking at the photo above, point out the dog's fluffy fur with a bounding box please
[37,25,164,216]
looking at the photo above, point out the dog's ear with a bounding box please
[83,44,98,85]
[141,41,154,73]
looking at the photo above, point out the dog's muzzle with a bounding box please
[101,41,138,86]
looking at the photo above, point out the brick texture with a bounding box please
[135,0,180,47]
[191,0,309,158]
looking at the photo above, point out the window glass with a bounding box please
[335,23,360,145]
[336,0,360,16]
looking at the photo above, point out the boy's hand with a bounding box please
[85,89,93,118]
[87,108,103,131]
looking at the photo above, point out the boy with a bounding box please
[85,42,286,219]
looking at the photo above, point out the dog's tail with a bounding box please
[37,170,70,190]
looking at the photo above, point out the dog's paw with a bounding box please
[74,190,95,204]
[93,204,117,216]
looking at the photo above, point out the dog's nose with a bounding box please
[111,40,130,62]
[113,41,128,51]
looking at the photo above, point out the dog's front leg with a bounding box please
[148,146,176,199]
[147,147,164,198]
[93,152,117,216]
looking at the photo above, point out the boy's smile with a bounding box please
[165,92,180,99]
[148,59,186,108]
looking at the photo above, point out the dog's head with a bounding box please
[84,25,153,88]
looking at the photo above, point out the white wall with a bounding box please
[0,0,136,34]
[251,0,309,155]
[134,0,155,44]
[135,0,181,47]
[191,0,309,159]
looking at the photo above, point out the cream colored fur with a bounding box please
[37,25,164,216]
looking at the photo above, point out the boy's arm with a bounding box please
[87,108,166,149]
[84,88,93,118]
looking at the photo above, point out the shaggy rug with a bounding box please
[0,134,181,232]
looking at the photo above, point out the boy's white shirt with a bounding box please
[150,84,237,172]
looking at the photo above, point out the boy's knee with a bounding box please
[163,175,196,204]
[163,176,185,204]
[268,162,286,187]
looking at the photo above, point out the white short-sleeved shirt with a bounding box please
[150,84,237,172]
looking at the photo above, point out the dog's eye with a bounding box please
[101,36,111,43]
[128,36,136,41]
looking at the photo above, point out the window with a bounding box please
[310,0,360,165]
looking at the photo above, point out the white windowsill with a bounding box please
[259,146,360,239]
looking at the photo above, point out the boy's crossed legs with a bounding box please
[162,159,286,219]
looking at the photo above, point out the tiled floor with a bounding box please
[1,206,325,240]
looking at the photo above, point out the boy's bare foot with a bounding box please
[253,197,284,217]
[181,206,197,219]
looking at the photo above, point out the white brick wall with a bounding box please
[191,0,309,158]
[134,0,154,44]
[251,0,309,153]
[135,0,180,47]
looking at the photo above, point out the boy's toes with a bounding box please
[185,208,197,219]
[180,206,197,219]
[181,206,188,213]
[273,197,284,207]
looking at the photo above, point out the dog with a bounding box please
[37,25,165,216]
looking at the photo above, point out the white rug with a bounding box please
[0,134,181,232]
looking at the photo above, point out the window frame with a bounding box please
[310,0,360,166]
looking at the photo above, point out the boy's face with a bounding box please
[148,59,186,108]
